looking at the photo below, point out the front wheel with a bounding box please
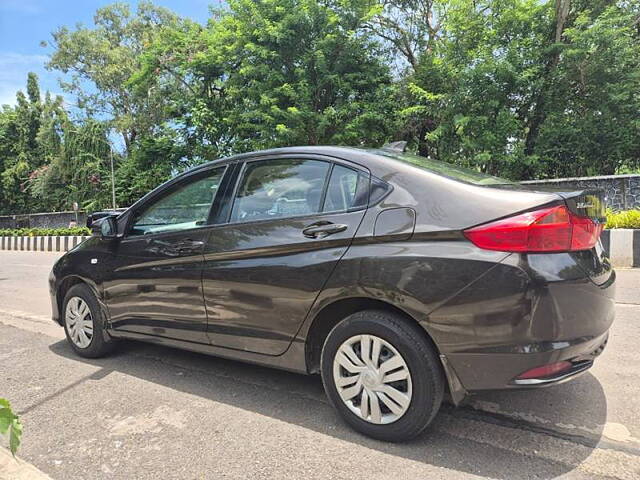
[321,310,444,442]
[62,283,116,358]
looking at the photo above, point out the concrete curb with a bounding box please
[0,236,88,253]
[0,447,52,480]
[600,229,640,268]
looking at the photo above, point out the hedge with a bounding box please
[0,227,91,237]
[606,209,640,229]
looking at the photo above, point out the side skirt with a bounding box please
[107,329,309,375]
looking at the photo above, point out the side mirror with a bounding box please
[92,216,118,239]
[87,211,112,229]
[101,216,118,238]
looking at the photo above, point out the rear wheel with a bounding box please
[321,310,444,442]
[63,284,115,358]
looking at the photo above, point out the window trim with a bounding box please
[122,164,229,240]
[319,162,335,213]
[224,156,370,226]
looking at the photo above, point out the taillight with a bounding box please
[463,205,603,253]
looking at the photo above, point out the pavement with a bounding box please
[0,250,639,480]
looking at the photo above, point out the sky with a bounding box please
[0,0,218,107]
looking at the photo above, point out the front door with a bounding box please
[105,166,228,343]
[202,157,369,355]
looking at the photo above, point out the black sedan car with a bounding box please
[49,146,615,441]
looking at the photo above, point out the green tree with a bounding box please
[32,119,114,212]
[1,73,46,213]
[532,2,640,177]
[370,0,640,179]
[0,107,20,211]
[46,1,181,153]
[115,131,187,207]
[134,0,397,159]
[0,73,116,214]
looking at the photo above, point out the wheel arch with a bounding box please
[55,275,101,325]
[305,296,441,375]
[305,296,467,404]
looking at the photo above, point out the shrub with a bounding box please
[0,227,91,237]
[605,209,640,229]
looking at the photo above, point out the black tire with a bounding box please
[321,310,444,442]
[62,283,116,358]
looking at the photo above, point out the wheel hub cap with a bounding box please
[64,297,94,349]
[332,334,412,425]
[361,370,379,389]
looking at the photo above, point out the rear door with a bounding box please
[202,155,369,355]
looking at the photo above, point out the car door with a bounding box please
[201,155,370,355]
[104,165,229,343]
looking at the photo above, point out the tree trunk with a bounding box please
[523,0,571,157]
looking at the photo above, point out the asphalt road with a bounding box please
[1,250,639,480]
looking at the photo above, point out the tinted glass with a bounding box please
[130,168,225,236]
[323,165,369,212]
[373,150,513,186]
[230,159,330,222]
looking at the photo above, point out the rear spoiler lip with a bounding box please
[511,183,607,220]
[513,182,604,197]
[554,188,605,199]
[464,185,607,231]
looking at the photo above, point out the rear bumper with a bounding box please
[426,249,615,394]
[444,330,609,392]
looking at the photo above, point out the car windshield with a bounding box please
[372,149,513,186]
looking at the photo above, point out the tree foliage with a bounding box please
[46,1,182,153]
[132,0,398,158]
[0,0,639,214]
[0,74,115,214]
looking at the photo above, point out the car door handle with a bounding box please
[302,222,348,239]
[174,239,205,252]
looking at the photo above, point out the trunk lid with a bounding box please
[485,184,611,285]
[557,189,607,224]
[555,189,611,285]
[518,183,607,221]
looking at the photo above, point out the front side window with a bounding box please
[230,159,330,222]
[130,168,225,236]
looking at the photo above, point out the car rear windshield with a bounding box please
[373,150,513,186]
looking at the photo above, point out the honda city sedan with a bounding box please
[49,146,615,441]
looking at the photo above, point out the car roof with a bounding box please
[187,146,387,173]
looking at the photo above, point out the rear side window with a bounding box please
[230,159,330,222]
[323,165,369,212]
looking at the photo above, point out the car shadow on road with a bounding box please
[49,338,610,479]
